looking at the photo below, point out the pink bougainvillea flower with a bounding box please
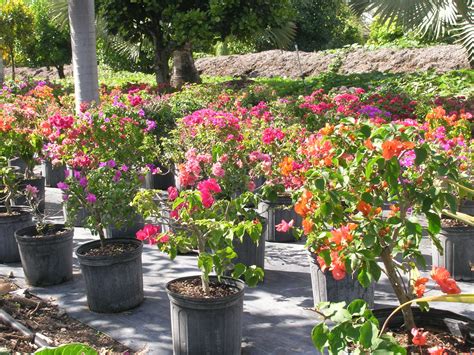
[211,162,225,177]
[247,180,256,192]
[197,178,221,208]
[275,219,294,232]
[25,184,39,198]
[57,182,69,191]
[411,328,428,346]
[428,346,447,355]
[167,186,179,201]
[431,267,461,294]
[136,224,161,245]
[86,193,97,204]
[158,233,170,243]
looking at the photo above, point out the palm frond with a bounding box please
[263,21,297,49]
[49,0,69,30]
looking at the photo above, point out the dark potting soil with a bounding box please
[441,218,470,228]
[168,277,239,299]
[81,242,137,257]
[21,227,70,239]
[392,327,471,354]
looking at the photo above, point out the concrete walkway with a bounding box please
[1,188,473,354]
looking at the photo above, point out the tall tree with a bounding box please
[0,0,34,81]
[96,0,294,87]
[25,0,72,79]
[0,47,4,83]
[68,0,99,113]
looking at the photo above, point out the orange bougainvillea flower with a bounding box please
[414,277,429,298]
[279,156,294,177]
[319,123,334,136]
[330,223,357,245]
[431,267,461,294]
[357,200,372,217]
[364,138,375,150]
[294,189,315,218]
[388,204,400,217]
[411,328,428,346]
[0,115,14,132]
[302,218,314,235]
[381,140,415,160]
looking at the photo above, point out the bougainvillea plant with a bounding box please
[132,183,264,294]
[286,114,471,336]
[61,163,144,246]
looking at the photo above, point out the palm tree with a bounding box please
[0,47,4,84]
[349,0,474,64]
[68,0,99,113]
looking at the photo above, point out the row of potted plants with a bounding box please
[1,78,473,353]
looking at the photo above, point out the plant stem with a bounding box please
[380,246,416,332]
[196,229,210,295]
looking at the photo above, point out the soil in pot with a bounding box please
[0,207,33,263]
[374,307,474,354]
[15,224,73,286]
[166,275,245,355]
[432,218,474,281]
[76,238,144,313]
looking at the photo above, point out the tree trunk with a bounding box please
[68,0,99,113]
[151,33,170,85]
[10,47,15,81]
[56,65,66,79]
[0,48,4,84]
[171,42,201,88]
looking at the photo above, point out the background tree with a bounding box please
[0,45,4,83]
[68,0,99,113]
[0,0,34,80]
[96,0,295,87]
[349,0,474,64]
[25,0,72,79]
[290,0,363,52]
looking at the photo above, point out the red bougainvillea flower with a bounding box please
[411,328,428,346]
[136,224,161,245]
[330,251,346,280]
[302,219,314,235]
[428,345,447,355]
[357,200,372,217]
[167,186,179,201]
[414,277,429,298]
[381,140,415,160]
[276,219,294,232]
[431,267,461,294]
[197,178,222,208]
[330,223,356,245]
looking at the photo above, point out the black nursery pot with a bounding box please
[0,207,33,263]
[42,161,66,188]
[432,225,474,281]
[166,275,245,355]
[76,238,144,313]
[232,218,267,270]
[373,307,474,347]
[15,224,74,286]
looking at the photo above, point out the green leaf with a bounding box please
[368,261,382,282]
[315,178,325,191]
[232,263,246,279]
[347,299,368,316]
[311,323,329,352]
[359,321,378,349]
[197,253,214,277]
[357,269,371,288]
[35,344,97,355]
[426,212,441,235]
[414,147,427,165]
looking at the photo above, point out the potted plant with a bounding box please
[62,164,145,313]
[287,114,472,335]
[0,159,33,263]
[133,182,264,355]
[14,183,74,286]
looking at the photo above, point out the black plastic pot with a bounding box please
[432,225,474,281]
[373,307,474,347]
[308,252,374,307]
[105,214,145,239]
[15,176,46,213]
[76,238,144,313]
[42,161,66,188]
[62,205,89,227]
[258,195,301,243]
[0,207,33,263]
[15,224,74,286]
[144,168,175,190]
[166,275,245,355]
[8,157,28,174]
[460,199,474,216]
[232,219,266,270]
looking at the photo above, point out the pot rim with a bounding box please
[15,224,73,241]
[0,206,32,222]
[166,275,245,304]
[76,238,143,263]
